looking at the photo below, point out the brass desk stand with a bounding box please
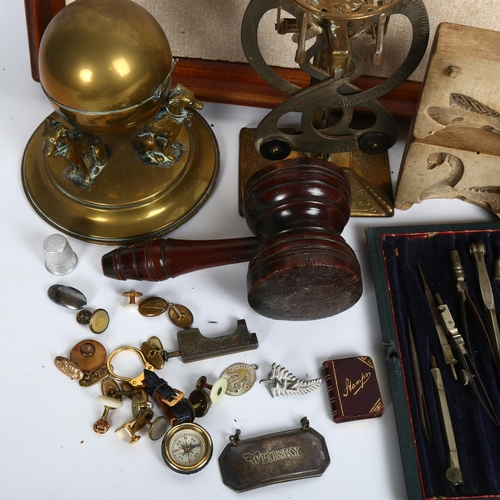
[21,0,219,245]
[22,111,218,245]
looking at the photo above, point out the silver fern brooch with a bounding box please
[260,363,322,397]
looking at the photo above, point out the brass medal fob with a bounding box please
[220,363,258,396]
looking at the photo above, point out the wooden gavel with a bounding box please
[101,157,362,320]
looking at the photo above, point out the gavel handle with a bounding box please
[101,237,262,281]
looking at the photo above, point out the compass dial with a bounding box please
[162,422,213,474]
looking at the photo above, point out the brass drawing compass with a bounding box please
[22,0,219,244]
[240,0,429,217]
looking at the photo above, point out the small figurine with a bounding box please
[134,83,203,166]
[42,117,107,186]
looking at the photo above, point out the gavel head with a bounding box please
[242,157,362,321]
[243,156,352,237]
[100,157,362,321]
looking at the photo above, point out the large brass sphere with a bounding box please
[38,0,173,135]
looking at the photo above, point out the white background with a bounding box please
[0,2,495,499]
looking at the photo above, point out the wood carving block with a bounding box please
[395,23,500,216]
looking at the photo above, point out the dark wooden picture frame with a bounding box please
[24,0,420,119]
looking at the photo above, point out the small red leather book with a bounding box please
[322,356,383,423]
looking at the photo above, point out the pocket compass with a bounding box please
[161,422,213,474]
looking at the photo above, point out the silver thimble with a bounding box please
[43,234,78,275]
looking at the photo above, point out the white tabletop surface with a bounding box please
[1,3,496,499]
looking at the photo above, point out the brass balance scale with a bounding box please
[22,0,219,245]
[239,0,429,217]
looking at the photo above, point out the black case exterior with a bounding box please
[366,222,500,500]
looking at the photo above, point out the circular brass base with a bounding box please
[22,111,219,244]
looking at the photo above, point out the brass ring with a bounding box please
[106,346,155,385]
